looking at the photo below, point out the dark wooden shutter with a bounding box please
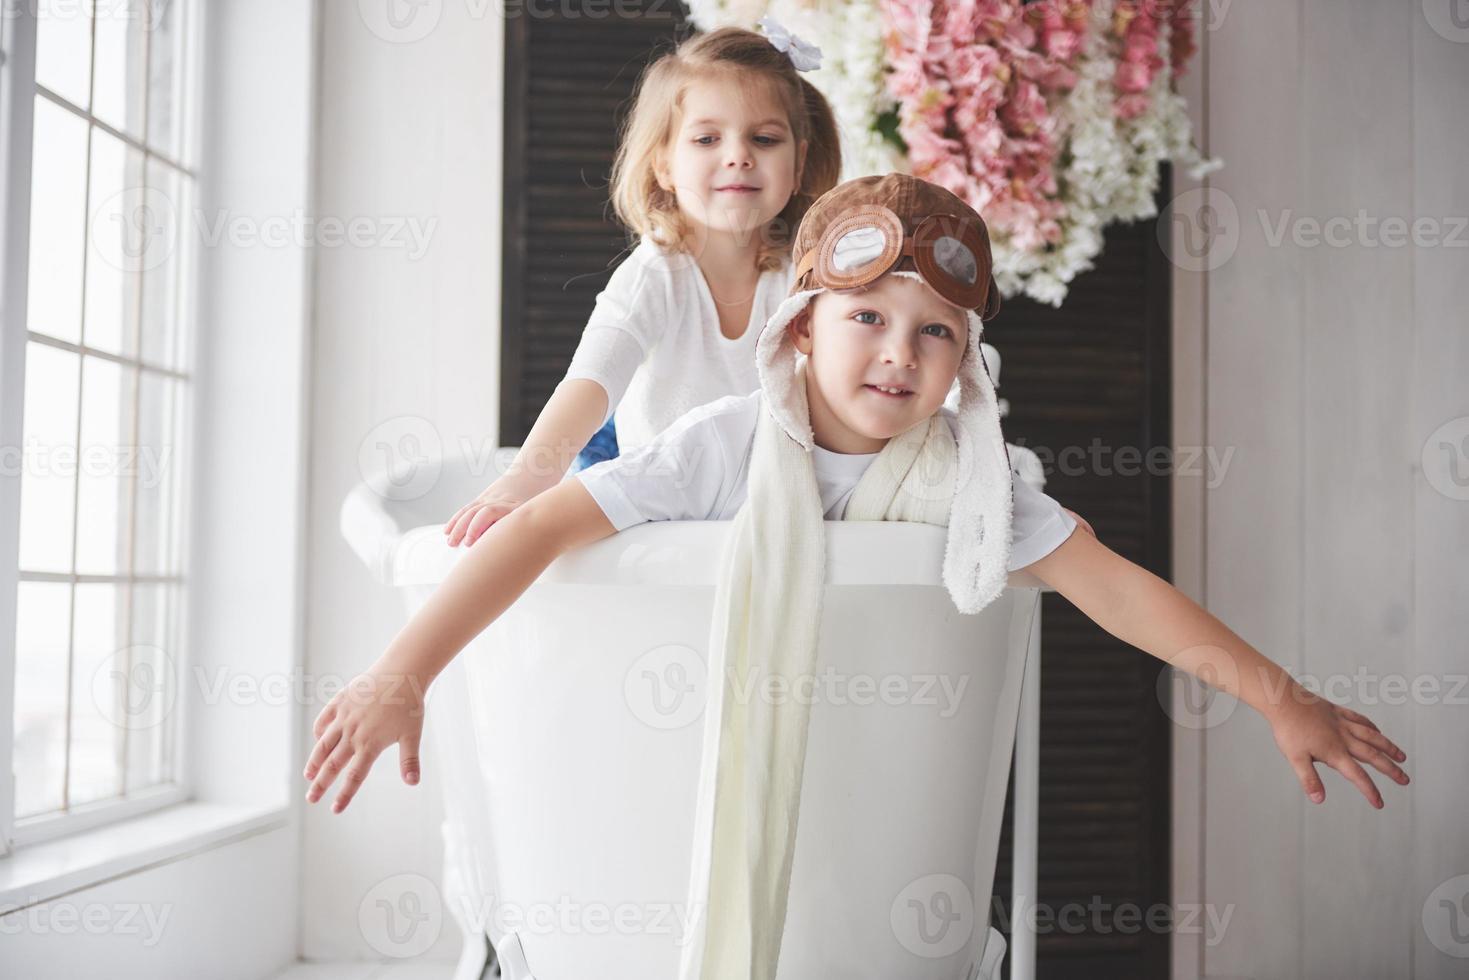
[988,168,1174,980]
[499,0,690,445]
[502,9,1173,977]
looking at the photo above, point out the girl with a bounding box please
[443,23,843,547]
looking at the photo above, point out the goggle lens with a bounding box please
[930,234,978,286]
[831,225,889,274]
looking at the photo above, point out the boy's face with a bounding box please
[658,77,806,244]
[791,273,970,454]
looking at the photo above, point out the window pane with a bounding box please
[92,0,149,141]
[84,130,145,358]
[26,98,89,344]
[74,357,137,577]
[134,371,184,576]
[13,583,72,820]
[34,0,92,110]
[125,584,179,791]
[70,583,128,808]
[140,160,189,370]
[18,343,81,574]
[146,0,193,163]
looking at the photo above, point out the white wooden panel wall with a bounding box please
[1408,5,1469,980]
[1185,3,1469,978]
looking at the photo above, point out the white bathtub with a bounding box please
[342,455,1044,980]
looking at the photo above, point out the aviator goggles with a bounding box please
[793,204,1002,320]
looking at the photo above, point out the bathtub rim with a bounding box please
[386,520,1049,593]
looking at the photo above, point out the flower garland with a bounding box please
[682,0,1219,306]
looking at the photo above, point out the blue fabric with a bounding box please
[570,413,619,474]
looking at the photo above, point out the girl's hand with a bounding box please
[443,474,540,548]
[303,663,428,813]
[1267,690,1409,809]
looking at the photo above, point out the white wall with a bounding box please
[1174,3,1469,979]
[301,0,503,963]
[0,827,296,977]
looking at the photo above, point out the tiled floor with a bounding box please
[267,962,464,980]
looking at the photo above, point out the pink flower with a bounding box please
[882,0,1087,256]
[1115,93,1151,118]
[1115,59,1153,93]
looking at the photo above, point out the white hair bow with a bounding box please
[756,15,822,72]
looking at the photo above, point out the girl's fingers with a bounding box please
[399,731,423,786]
[1336,706,1378,731]
[1346,720,1406,764]
[466,505,507,547]
[1346,735,1410,786]
[303,724,342,782]
[442,502,468,534]
[447,507,479,547]
[333,748,379,813]
[308,737,356,804]
[1331,751,1384,809]
[311,700,337,740]
[1288,753,1325,803]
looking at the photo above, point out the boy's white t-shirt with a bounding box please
[563,238,796,453]
[575,391,1078,572]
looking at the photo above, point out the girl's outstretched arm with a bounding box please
[1024,528,1411,809]
[305,478,617,813]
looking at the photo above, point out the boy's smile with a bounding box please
[789,273,971,455]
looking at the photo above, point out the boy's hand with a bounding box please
[303,663,429,813]
[1267,691,1409,809]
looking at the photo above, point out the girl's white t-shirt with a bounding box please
[563,239,796,453]
[574,391,1079,573]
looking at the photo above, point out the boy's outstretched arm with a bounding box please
[1024,528,1411,810]
[304,478,617,813]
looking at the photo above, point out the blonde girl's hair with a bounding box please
[608,26,842,272]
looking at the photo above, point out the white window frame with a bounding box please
[0,0,205,856]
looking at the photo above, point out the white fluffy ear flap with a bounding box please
[942,310,1014,615]
[755,289,825,450]
[980,342,1001,384]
